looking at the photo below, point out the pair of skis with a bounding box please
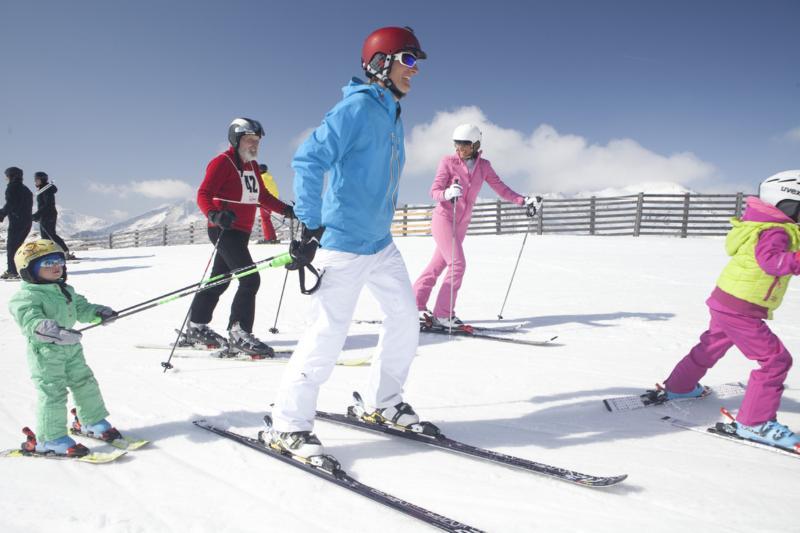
[604,383,799,457]
[354,318,560,347]
[135,343,371,367]
[2,426,149,464]
[195,393,626,532]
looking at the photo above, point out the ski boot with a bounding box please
[181,322,227,349]
[727,413,800,452]
[640,383,707,406]
[348,391,440,436]
[22,428,89,457]
[70,410,122,442]
[227,322,275,359]
[432,315,465,329]
[1,271,20,281]
[419,309,434,330]
[268,429,325,459]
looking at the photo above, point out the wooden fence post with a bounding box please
[634,193,644,237]
[735,192,744,218]
[163,225,168,246]
[496,200,502,234]
[135,230,139,248]
[402,204,408,236]
[589,196,596,235]
[189,222,194,244]
[536,200,544,235]
[681,193,691,238]
[108,232,113,249]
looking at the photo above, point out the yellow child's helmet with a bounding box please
[14,239,66,283]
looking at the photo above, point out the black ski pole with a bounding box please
[268,212,298,334]
[161,230,225,372]
[497,197,541,319]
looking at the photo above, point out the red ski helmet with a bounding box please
[361,26,426,97]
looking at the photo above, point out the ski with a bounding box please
[315,394,626,488]
[193,418,485,533]
[134,344,370,366]
[69,409,150,451]
[355,318,525,334]
[0,448,127,463]
[661,415,800,458]
[421,325,559,347]
[603,382,746,413]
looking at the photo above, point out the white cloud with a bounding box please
[784,127,800,143]
[404,106,717,194]
[89,179,194,199]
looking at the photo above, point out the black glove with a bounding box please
[208,209,236,229]
[0,213,5,224]
[95,305,119,324]
[32,212,41,222]
[283,204,296,219]
[287,226,325,270]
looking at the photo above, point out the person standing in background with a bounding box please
[0,167,33,280]
[32,171,74,260]
[258,163,281,244]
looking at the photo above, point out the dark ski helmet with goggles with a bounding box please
[361,26,426,99]
[228,118,264,150]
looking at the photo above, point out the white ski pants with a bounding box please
[271,243,419,432]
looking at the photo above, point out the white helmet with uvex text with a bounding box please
[759,169,800,221]
[452,124,482,144]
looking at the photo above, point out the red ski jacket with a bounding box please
[197,147,289,234]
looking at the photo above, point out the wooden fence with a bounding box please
[391,193,747,238]
[2,193,746,251]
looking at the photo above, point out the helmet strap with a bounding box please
[366,54,406,99]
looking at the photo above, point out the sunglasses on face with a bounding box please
[38,257,65,269]
[454,141,473,147]
[392,51,418,68]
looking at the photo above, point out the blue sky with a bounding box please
[1,0,798,220]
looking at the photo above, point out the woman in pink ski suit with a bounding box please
[413,124,535,326]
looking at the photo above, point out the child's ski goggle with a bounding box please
[392,51,418,68]
[38,257,66,269]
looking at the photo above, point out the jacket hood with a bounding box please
[742,196,794,223]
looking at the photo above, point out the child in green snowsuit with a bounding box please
[8,239,118,456]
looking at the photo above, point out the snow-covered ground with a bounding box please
[1,234,798,533]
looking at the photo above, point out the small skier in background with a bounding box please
[257,163,281,244]
[657,170,800,452]
[412,124,539,328]
[8,239,120,457]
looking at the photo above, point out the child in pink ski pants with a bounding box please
[664,195,800,426]
[413,150,525,320]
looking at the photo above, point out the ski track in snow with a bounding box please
[0,235,797,532]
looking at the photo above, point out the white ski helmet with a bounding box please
[452,124,482,144]
[759,170,800,220]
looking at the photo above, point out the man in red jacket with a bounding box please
[182,117,294,357]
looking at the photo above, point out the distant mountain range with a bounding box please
[64,199,205,238]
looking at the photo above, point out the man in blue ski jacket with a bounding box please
[270,26,427,458]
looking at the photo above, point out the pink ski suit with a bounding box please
[664,197,800,425]
[413,153,525,318]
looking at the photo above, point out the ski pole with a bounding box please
[77,251,293,334]
[268,220,298,334]
[497,197,541,319]
[448,179,459,336]
[161,232,224,372]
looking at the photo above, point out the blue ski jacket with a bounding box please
[292,78,405,255]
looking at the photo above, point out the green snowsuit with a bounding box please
[8,281,109,442]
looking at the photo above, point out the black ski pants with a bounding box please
[39,216,69,253]
[6,221,32,274]
[190,227,260,332]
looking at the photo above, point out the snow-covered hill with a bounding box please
[70,199,204,238]
[0,234,797,532]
